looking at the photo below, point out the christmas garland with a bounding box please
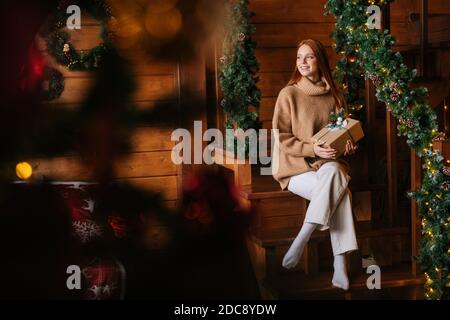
[40,0,114,71]
[219,0,261,154]
[332,29,366,119]
[325,0,449,300]
[40,67,65,101]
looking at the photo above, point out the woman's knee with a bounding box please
[319,162,345,176]
[318,162,350,184]
[288,172,316,200]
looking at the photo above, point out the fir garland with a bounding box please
[330,1,394,119]
[332,19,366,119]
[219,0,261,154]
[325,0,449,300]
[40,67,65,101]
[40,0,114,71]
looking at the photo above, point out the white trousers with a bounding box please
[287,162,358,256]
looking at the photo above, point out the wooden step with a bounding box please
[263,263,424,299]
[236,167,383,228]
[246,222,412,298]
[239,168,386,200]
[238,171,380,228]
[249,221,409,249]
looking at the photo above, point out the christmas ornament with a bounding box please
[441,166,450,176]
[369,73,381,87]
[63,43,70,55]
[441,181,450,191]
[72,219,103,243]
[390,92,399,102]
[433,132,446,141]
[400,117,415,129]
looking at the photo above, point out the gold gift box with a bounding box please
[311,118,365,157]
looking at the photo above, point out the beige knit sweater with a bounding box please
[272,76,349,190]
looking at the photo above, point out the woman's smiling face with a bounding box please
[297,44,319,79]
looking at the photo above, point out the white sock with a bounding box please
[282,222,317,269]
[332,254,349,290]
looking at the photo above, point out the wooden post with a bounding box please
[364,81,377,184]
[212,147,252,186]
[178,50,208,190]
[419,0,429,78]
[386,111,398,226]
[382,2,390,30]
[362,79,380,224]
[364,79,380,225]
[410,150,422,276]
[214,38,225,135]
[205,37,220,130]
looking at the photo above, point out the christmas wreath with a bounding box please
[40,0,114,71]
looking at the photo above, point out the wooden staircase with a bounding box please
[212,149,424,299]
[399,1,450,278]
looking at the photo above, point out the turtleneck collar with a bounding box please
[295,76,331,96]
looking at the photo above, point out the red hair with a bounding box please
[287,39,345,112]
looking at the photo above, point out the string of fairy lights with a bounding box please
[325,0,449,299]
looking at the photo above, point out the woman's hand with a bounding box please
[313,141,337,159]
[343,139,358,156]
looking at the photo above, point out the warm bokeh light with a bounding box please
[113,13,144,49]
[108,0,145,49]
[145,7,182,40]
[108,0,225,57]
[16,162,33,180]
[147,0,178,14]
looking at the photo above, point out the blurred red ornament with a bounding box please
[81,258,125,300]
[183,173,201,192]
[20,42,45,93]
[184,201,212,224]
[107,215,127,238]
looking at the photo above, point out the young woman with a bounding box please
[272,39,359,290]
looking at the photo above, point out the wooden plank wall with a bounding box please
[34,15,179,210]
[250,0,336,132]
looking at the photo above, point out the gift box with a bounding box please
[311,118,364,157]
